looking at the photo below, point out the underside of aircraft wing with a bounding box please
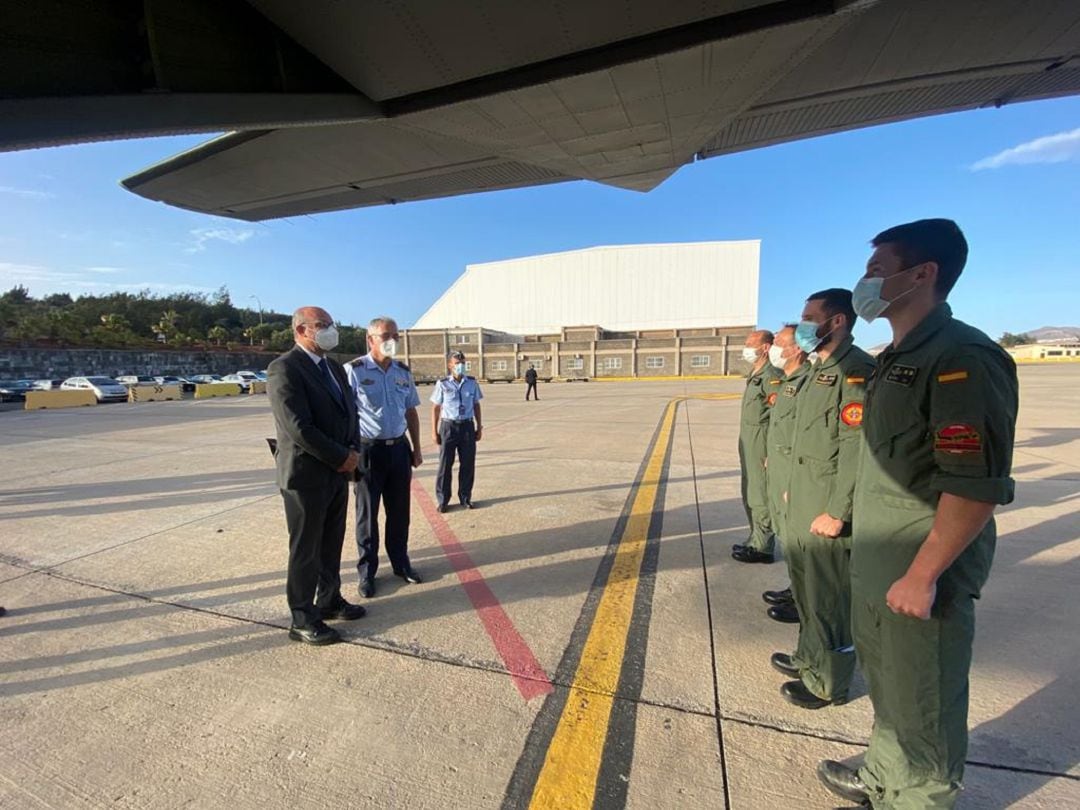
[4,0,1067,220]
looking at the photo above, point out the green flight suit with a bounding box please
[785,335,874,702]
[851,304,1017,809]
[764,361,810,546]
[739,361,783,552]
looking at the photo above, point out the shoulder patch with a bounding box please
[345,357,364,368]
[935,423,982,454]
[936,370,969,384]
[885,364,918,386]
[840,402,864,426]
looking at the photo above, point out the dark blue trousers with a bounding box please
[436,420,477,507]
[353,440,412,581]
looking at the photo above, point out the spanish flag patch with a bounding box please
[937,370,969,384]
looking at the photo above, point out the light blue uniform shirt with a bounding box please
[430,375,483,420]
[345,354,420,440]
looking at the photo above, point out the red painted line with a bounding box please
[412,479,554,701]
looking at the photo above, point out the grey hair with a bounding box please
[367,316,397,334]
[292,309,306,330]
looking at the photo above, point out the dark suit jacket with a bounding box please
[268,345,358,490]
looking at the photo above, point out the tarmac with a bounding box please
[0,365,1077,809]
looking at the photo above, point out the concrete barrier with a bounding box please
[194,382,242,399]
[249,381,267,395]
[24,389,97,410]
[128,384,182,403]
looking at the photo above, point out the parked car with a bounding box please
[220,374,251,393]
[116,375,158,387]
[154,375,196,393]
[236,370,261,384]
[31,379,64,390]
[253,371,268,382]
[0,379,35,402]
[60,376,129,402]
[189,374,223,385]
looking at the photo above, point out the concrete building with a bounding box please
[402,242,759,382]
[1008,342,1080,361]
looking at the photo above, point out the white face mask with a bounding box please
[852,267,919,322]
[380,339,398,358]
[314,324,339,352]
[768,345,787,369]
[452,363,466,376]
[741,346,760,364]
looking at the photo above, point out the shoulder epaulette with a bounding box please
[396,360,411,371]
[466,375,476,380]
[345,356,365,368]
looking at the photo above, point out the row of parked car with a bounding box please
[0,370,268,403]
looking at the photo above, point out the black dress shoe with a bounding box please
[767,602,800,623]
[437,503,448,513]
[781,679,845,709]
[394,567,423,584]
[288,621,341,646]
[770,652,800,677]
[0,606,6,618]
[732,547,774,564]
[763,587,794,606]
[359,578,376,599]
[320,600,367,621]
[461,499,475,509]
[732,543,746,553]
[817,760,870,805]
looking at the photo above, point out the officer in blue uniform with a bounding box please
[431,350,484,512]
[345,316,424,599]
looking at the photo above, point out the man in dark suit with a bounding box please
[268,306,366,646]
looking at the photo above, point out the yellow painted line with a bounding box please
[523,392,739,808]
[527,401,680,809]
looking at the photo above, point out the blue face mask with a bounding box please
[794,321,825,353]
[453,363,466,376]
[853,266,919,322]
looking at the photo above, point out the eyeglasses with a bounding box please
[302,321,333,330]
[370,332,399,341]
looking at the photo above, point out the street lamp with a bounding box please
[248,294,264,324]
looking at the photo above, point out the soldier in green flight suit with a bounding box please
[772,289,875,710]
[817,220,1018,809]
[732,329,783,562]
[753,326,810,625]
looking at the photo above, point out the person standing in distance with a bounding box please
[817,219,1018,808]
[524,364,539,400]
[733,329,782,561]
[749,324,809,627]
[268,306,366,646]
[774,289,874,710]
[431,350,484,512]
[345,317,424,599]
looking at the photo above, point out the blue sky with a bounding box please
[1,95,1079,348]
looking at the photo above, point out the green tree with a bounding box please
[999,332,1032,347]
[268,327,294,352]
[208,325,228,346]
[155,309,181,344]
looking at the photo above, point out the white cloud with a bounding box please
[0,262,213,295]
[0,186,54,200]
[971,127,1080,170]
[186,227,256,253]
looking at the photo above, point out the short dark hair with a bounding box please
[807,288,856,329]
[871,218,968,297]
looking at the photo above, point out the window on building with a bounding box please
[565,358,584,371]
[530,359,544,371]
[456,334,470,344]
[603,357,622,370]
[691,355,710,368]
[1047,350,1063,356]
[491,359,507,371]
[645,356,665,369]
